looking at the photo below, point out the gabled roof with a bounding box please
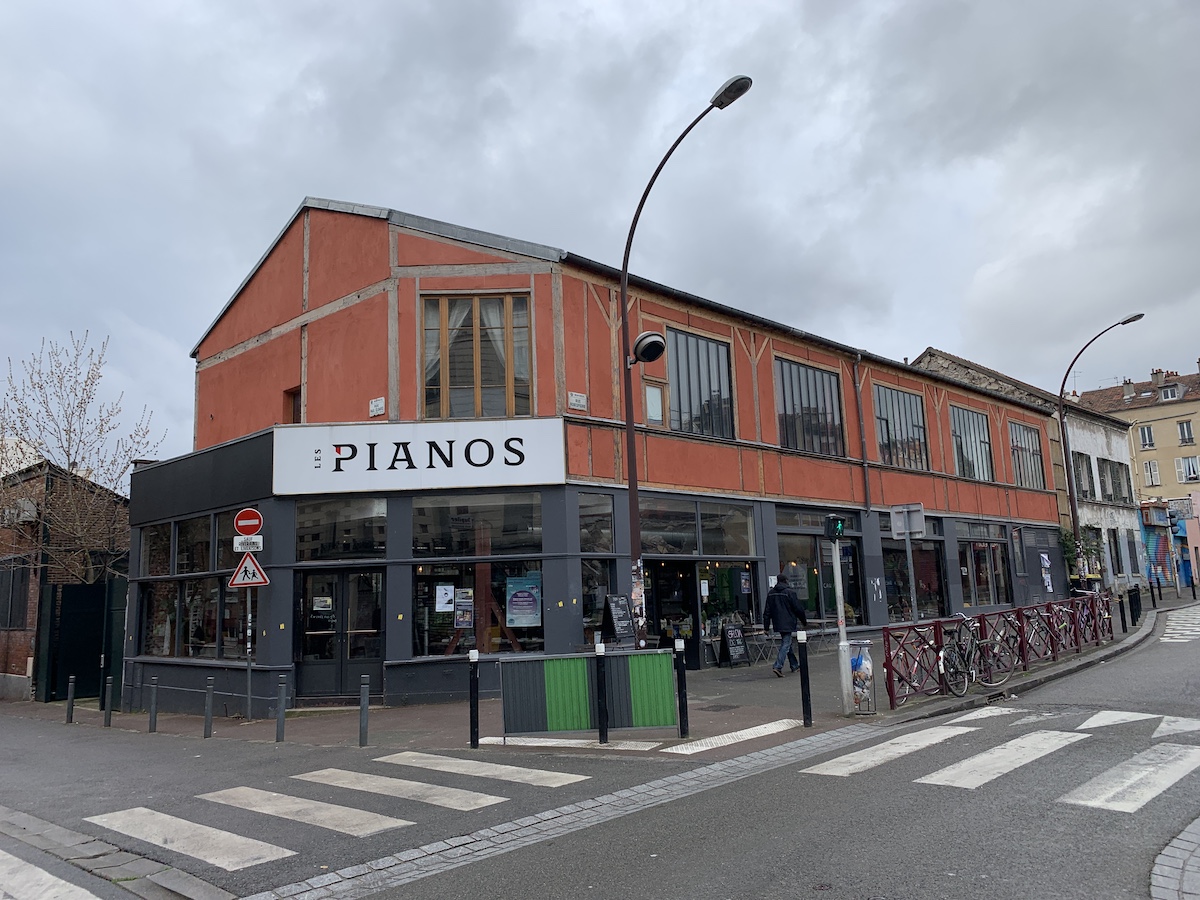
[194,197,1053,417]
[1078,371,1200,414]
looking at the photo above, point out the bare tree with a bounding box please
[0,333,164,583]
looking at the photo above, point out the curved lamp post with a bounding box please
[1057,312,1145,578]
[618,75,752,638]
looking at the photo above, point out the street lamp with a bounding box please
[618,75,753,638]
[1057,312,1145,579]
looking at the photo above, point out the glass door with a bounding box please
[296,570,383,697]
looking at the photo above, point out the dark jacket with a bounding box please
[763,582,807,634]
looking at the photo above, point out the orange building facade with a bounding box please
[124,197,1065,709]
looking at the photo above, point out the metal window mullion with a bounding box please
[719,343,732,438]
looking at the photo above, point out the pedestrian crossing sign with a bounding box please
[229,552,270,588]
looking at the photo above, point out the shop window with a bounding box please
[699,502,754,555]
[774,358,844,457]
[958,540,1012,606]
[882,540,946,622]
[776,507,862,532]
[176,516,212,574]
[579,493,614,553]
[412,560,543,656]
[873,385,929,471]
[698,561,755,628]
[221,588,255,660]
[1009,422,1045,489]
[666,328,734,439]
[776,533,864,625]
[422,294,531,419]
[0,557,30,629]
[639,496,698,555]
[413,492,541,557]
[215,509,239,570]
[183,577,219,658]
[1072,452,1096,499]
[951,406,993,481]
[581,559,616,644]
[296,498,386,561]
[140,523,172,577]
[141,582,179,656]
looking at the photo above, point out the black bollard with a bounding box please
[149,676,158,733]
[674,639,689,739]
[1151,578,1160,609]
[65,675,76,724]
[203,677,214,739]
[1117,596,1128,634]
[796,630,813,727]
[595,644,609,745]
[275,675,287,743]
[468,650,480,749]
[1192,578,1197,601]
[103,677,113,728]
[359,674,370,748]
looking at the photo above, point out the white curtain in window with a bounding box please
[424,300,473,386]
[479,300,506,371]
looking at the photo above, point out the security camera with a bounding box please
[632,331,666,363]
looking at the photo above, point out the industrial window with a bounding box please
[1144,459,1161,486]
[951,406,993,481]
[1072,452,1096,500]
[422,294,531,419]
[1139,425,1155,449]
[774,358,845,457]
[873,385,929,471]
[1180,420,1195,445]
[1176,455,1200,483]
[666,328,734,439]
[1009,422,1045,489]
[0,557,30,630]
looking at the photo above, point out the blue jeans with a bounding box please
[774,633,798,671]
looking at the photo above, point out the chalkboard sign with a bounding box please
[719,624,750,668]
[602,594,635,643]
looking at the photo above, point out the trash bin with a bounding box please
[1127,586,1142,626]
[850,639,875,715]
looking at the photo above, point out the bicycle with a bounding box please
[941,613,1017,696]
[890,625,944,705]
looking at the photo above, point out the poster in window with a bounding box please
[740,571,752,594]
[506,575,542,628]
[313,596,333,612]
[1039,553,1052,569]
[435,584,454,612]
[454,588,474,629]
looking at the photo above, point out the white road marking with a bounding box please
[0,848,104,900]
[801,726,977,777]
[83,807,294,871]
[1058,743,1200,812]
[374,751,588,787]
[478,736,662,751]
[1154,716,1200,740]
[198,786,412,836]
[1161,611,1200,643]
[1077,710,1160,730]
[661,719,805,755]
[915,730,1089,789]
[948,707,1020,724]
[292,768,507,811]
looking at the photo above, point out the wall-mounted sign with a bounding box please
[568,391,588,411]
[233,535,263,553]
[272,418,566,495]
[368,397,386,418]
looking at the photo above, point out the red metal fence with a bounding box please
[881,594,1113,710]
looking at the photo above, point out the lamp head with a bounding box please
[1119,312,1145,325]
[632,331,666,363]
[711,75,753,110]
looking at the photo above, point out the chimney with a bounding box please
[1196,357,1200,374]
[1151,369,1165,386]
[1123,379,1135,400]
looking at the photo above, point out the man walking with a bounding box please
[763,575,808,677]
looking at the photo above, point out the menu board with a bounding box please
[602,594,635,643]
[720,624,750,668]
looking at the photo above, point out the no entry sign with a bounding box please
[233,508,264,536]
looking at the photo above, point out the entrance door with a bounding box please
[296,570,383,698]
[648,562,702,670]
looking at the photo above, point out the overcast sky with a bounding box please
[2,0,1197,463]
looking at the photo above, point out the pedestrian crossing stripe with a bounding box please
[801,726,977,777]
[292,768,507,810]
[199,786,413,836]
[1154,716,1200,739]
[1058,743,1200,812]
[0,848,104,900]
[374,751,589,787]
[948,707,1020,724]
[914,730,1089,789]
[83,807,294,871]
[1077,711,1160,730]
[662,719,805,755]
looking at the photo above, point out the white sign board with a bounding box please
[890,503,926,538]
[233,535,263,553]
[272,418,567,495]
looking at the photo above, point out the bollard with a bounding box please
[149,677,158,733]
[595,643,609,745]
[65,675,76,724]
[103,677,114,728]
[1117,596,1128,634]
[275,675,287,743]
[1151,579,1160,609]
[1192,579,1197,601]
[674,639,689,739]
[796,630,813,727]
[203,677,214,739]
[359,674,370,748]
[469,649,480,749]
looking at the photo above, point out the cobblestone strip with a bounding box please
[243,722,887,900]
[1151,815,1200,900]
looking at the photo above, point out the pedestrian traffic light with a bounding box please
[824,515,846,541]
